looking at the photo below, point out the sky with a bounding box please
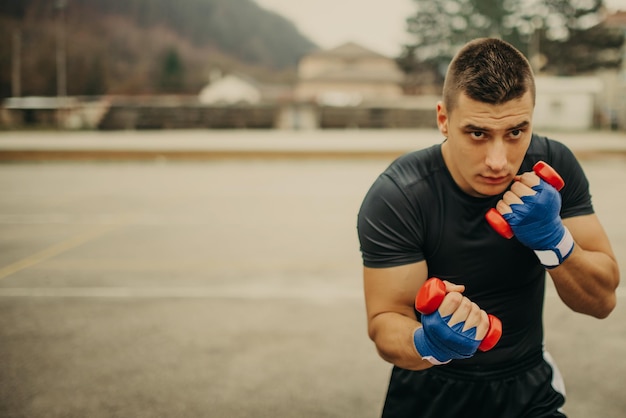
[255,0,415,56]
[255,0,626,57]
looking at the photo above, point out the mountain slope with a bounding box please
[0,0,318,97]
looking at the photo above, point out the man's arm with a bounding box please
[363,261,489,370]
[364,262,432,370]
[551,214,619,318]
[497,171,620,319]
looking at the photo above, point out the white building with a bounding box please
[294,42,404,105]
[533,76,603,131]
[198,73,262,105]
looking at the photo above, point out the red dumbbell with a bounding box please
[415,277,502,352]
[485,161,565,239]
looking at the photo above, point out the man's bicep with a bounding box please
[363,261,428,327]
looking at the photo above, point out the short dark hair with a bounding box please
[443,38,535,112]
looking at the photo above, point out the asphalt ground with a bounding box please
[0,129,625,417]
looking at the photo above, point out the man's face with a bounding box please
[438,91,534,197]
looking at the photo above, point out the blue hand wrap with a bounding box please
[502,179,574,268]
[413,311,481,365]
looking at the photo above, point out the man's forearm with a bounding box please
[369,312,433,371]
[549,244,619,318]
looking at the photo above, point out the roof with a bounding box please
[3,96,77,109]
[306,42,389,59]
[302,68,404,83]
[604,10,626,27]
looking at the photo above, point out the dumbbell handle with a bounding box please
[485,161,565,239]
[415,277,502,352]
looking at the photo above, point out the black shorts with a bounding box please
[381,350,566,418]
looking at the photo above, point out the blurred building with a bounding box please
[533,76,603,131]
[198,73,262,105]
[1,96,110,129]
[294,42,404,105]
[599,10,626,130]
[272,42,436,130]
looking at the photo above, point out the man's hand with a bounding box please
[496,171,574,268]
[413,289,490,365]
[439,291,490,341]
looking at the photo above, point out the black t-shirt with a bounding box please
[357,133,593,366]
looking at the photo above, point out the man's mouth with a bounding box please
[480,175,510,186]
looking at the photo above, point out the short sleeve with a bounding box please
[548,141,594,219]
[357,173,425,268]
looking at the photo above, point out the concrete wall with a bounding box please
[96,103,437,130]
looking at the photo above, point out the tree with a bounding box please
[538,0,624,74]
[540,23,625,75]
[0,0,313,98]
[405,0,527,65]
[395,45,443,94]
[403,0,623,77]
[158,47,185,92]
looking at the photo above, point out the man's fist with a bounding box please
[413,280,493,365]
[497,172,574,268]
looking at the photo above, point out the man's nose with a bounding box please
[485,140,507,171]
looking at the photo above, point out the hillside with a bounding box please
[0,0,318,97]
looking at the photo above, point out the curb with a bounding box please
[1,148,626,162]
[0,129,625,161]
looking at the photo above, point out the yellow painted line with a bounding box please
[34,258,350,272]
[0,285,364,300]
[0,221,129,281]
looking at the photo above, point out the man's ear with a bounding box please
[436,102,448,137]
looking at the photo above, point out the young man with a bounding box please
[357,38,619,417]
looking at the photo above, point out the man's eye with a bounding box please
[510,129,523,139]
[470,131,484,139]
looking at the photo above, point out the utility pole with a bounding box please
[529,16,544,73]
[12,30,21,97]
[55,0,67,98]
[55,0,67,128]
